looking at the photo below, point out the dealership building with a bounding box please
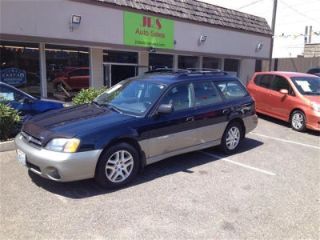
[0,0,272,101]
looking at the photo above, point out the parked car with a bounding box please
[0,82,64,120]
[247,71,320,132]
[307,67,320,77]
[15,69,257,188]
[52,67,89,91]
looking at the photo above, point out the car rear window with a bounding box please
[215,81,248,99]
[254,74,273,89]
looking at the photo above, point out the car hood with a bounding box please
[32,99,64,110]
[22,103,135,144]
[304,95,320,103]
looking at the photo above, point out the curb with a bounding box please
[0,140,16,152]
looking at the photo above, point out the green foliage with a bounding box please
[0,103,21,141]
[72,88,106,105]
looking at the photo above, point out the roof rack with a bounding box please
[144,68,229,76]
[145,68,190,74]
[186,68,229,75]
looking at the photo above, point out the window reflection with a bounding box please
[178,55,199,69]
[46,44,89,101]
[224,58,240,76]
[149,53,173,70]
[203,57,220,70]
[0,41,41,97]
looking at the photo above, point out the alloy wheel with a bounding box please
[226,126,241,150]
[291,112,304,130]
[105,150,134,183]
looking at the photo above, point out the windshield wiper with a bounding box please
[106,103,123,114]
[92,101,103,107]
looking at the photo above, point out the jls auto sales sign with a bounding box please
[124,11,174,49]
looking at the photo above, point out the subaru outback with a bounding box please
[15,69,258,188]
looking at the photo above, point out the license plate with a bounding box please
[16,149,26,166]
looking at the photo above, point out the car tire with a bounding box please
[291,110,306,132]
[95,143,140,189]
[220,121,243,154]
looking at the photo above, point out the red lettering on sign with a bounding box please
[143,16,151,28]
[142,16,162,29]
[156,19,162,29]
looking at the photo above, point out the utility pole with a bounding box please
[269,0,278,71]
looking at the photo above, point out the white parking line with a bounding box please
[199,151,276,176]
[250,132,320,150]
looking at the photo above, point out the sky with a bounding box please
[199,0,320,58]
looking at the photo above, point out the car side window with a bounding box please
[0,85,25,102]
[193,81,222,107]
[159,83,193,112]
[216,81,248,99]
[254,74,273,89]
[270,76,294,95]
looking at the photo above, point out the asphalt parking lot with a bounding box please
[1,115,319,240]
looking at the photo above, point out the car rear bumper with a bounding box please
[14,133,102,182]
[306,111,320,131]
[243,114,258,133]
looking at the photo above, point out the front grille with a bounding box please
[21,131,42,147]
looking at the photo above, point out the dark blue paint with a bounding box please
[0,82,63,121]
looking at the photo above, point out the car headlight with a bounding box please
[45,138,80,153]
[311,102,320,112]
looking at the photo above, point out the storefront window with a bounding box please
[103,50,138,87]
[255,60,262,72]
[103,50,138,64]
[149,53,173,70]
[224,58,240,76]
[203,57,220,70]
[46,44,89,101]
[0,41,40,97]
[178,55,199,69]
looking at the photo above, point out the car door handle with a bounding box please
[186,117,194,122]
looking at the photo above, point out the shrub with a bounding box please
[0,103,21,141]
[72,88,106,105]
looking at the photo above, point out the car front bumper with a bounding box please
[307,111,320,131]
[14,133,102,182]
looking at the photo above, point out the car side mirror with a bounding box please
[157,104,173,114]
[280,89,288,94]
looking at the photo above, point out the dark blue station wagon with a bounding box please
[15,70,258,188]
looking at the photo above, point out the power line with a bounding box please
[236,0,264,10]
[279,0,320,25]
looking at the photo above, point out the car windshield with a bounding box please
[291,77,320,96]
[94,80,166,116]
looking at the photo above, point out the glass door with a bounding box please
[103,64,138,87]
[103,64,111,87]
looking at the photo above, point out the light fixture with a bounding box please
[256,42,263,52]
[70,14,81,31]
[199,35,207,44]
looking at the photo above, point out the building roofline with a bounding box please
[72,0,272,36]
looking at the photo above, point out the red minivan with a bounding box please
[247,71,320,132]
